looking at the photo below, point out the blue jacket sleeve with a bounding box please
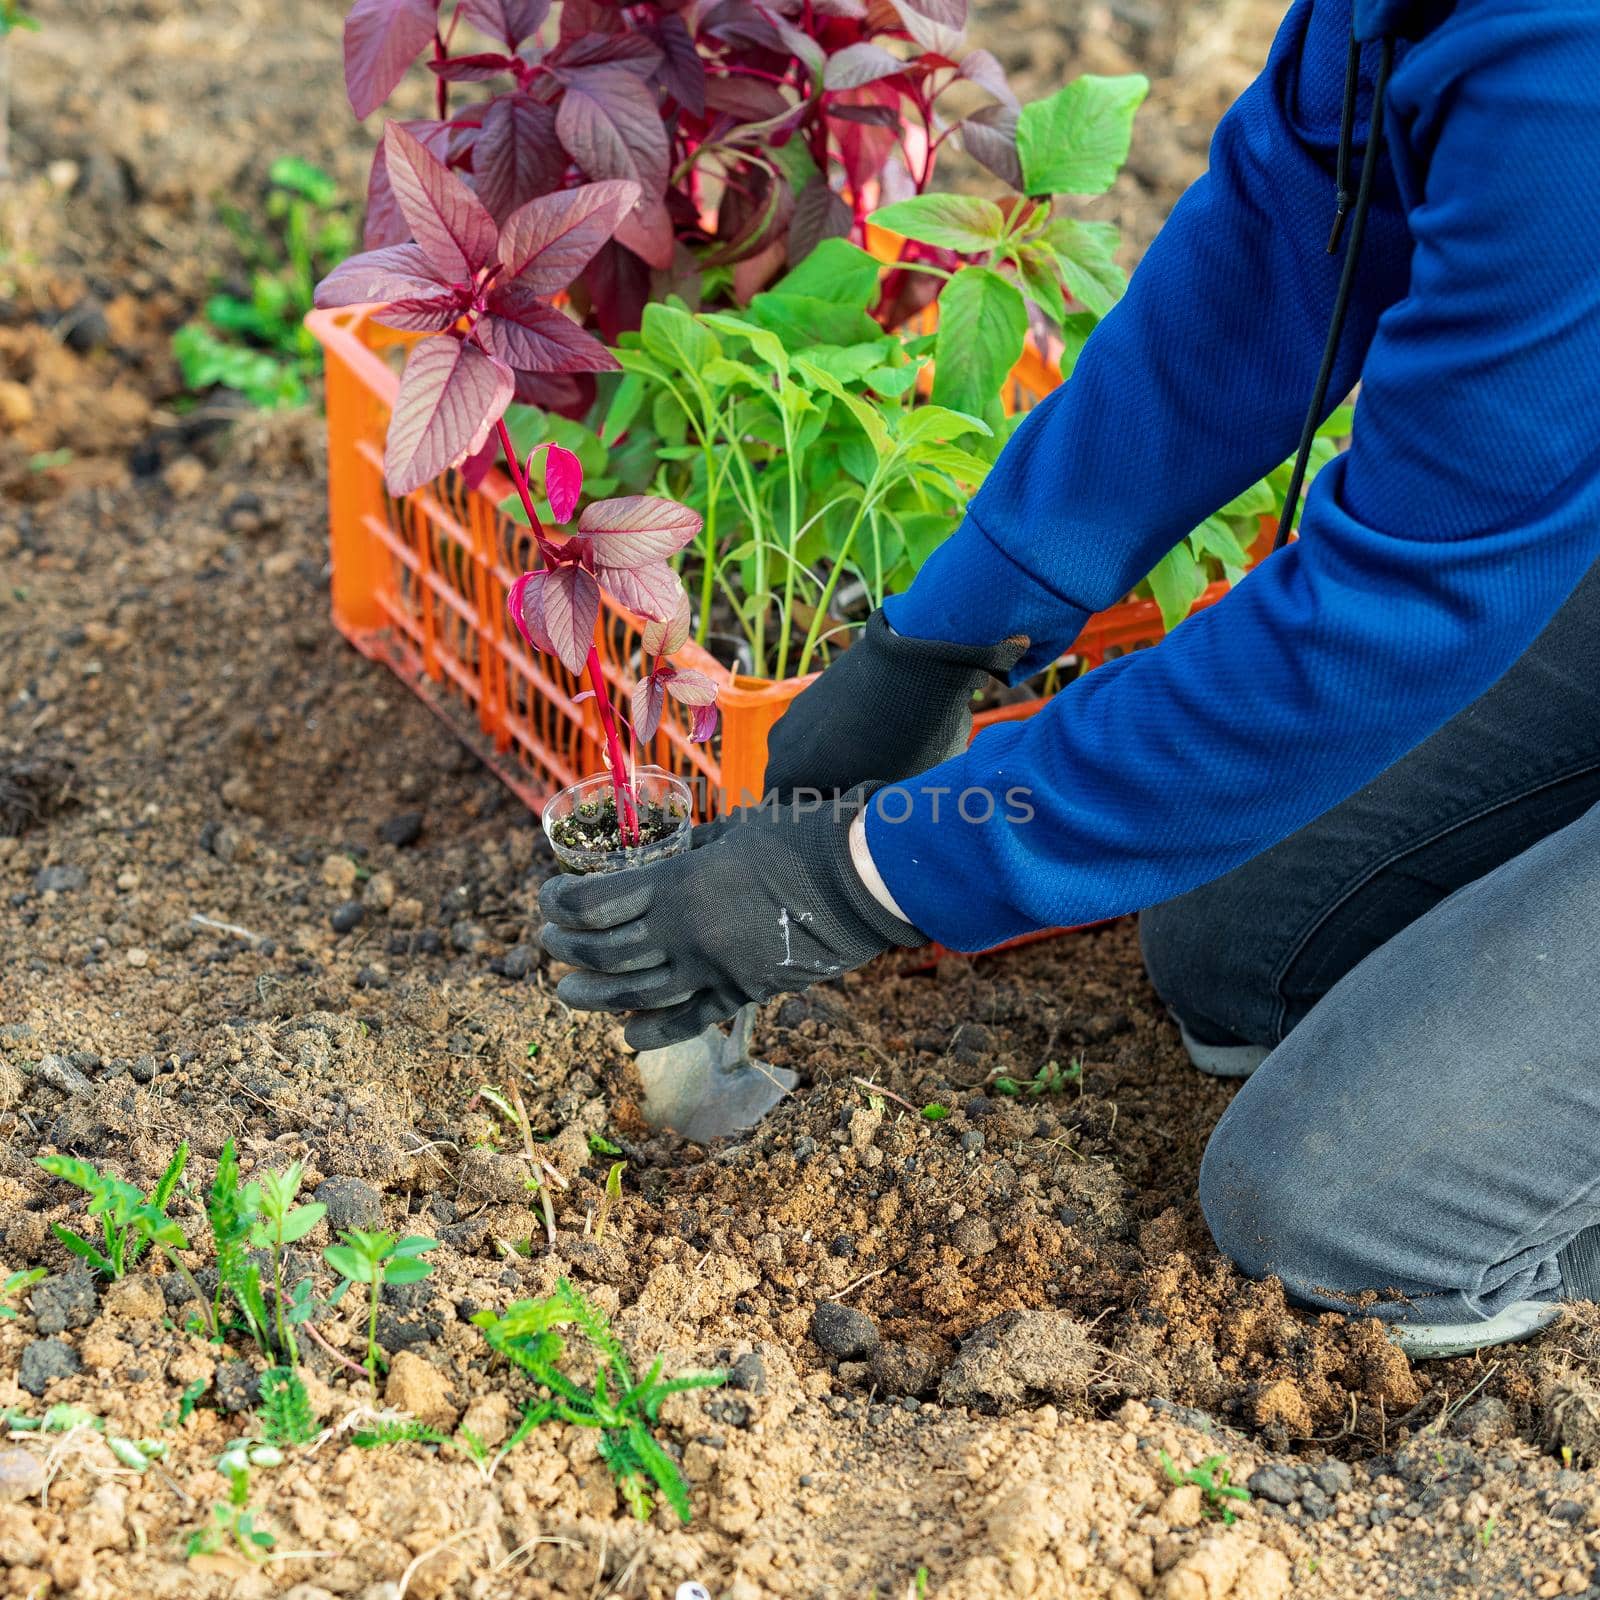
[868,2,1600,950]
[886,0,1412,677]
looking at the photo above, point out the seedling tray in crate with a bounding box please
[308,304,1250,956]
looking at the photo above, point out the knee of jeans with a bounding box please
[1198,1093,1338,1288]
[1139,892,1268,1045]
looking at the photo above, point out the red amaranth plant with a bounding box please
[339,0,1023,339]
[314,129,715,842]
[504,446,715,843]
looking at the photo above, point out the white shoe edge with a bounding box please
[1176,1018,1272,1079]
[1388,1299,1564,1360]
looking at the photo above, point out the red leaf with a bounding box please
[384,122,500,281]
[474,93,564,221]
[595,560,685,622]
[344,0,438,120]
[539,563,603,675]
[427,51,521,81]
[550,31,663,76]
[664,667,718,707]
[583,242,651,343]
[703,76,791,123]
[826,101,901,128]
[687,699,720,742]
[787,177,853,266]
[555,65,671,196]
[544,443,584,522]
[823,42,905,91]
[481,291,617,373]
[371,293,464,331]
[363,119,453,249]
[384,336,514,496]
[508,569,556,655]
[314,242,445,308]
[896,0,966,27]
[648,14,705,116]
[612,194,676,271]
[460,432,501,489]
[559,0,625,41]
[830,81,902,196]
[458,0,549,49]
[579,496,702,566]
[497,180,640,291]
[957,47,1016,109]
[960,103,1021,189]
[640,589,692,656]
[631,675,666,743]
[512,369,593,413]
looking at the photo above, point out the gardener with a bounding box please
[542,0,1600,1358]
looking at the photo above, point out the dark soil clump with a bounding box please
[549,790,686,859]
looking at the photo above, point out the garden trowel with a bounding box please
[632,1003,797,1143]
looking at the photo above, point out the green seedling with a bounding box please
[1160,1451,1251,1525]
[594,1161,625,1245]
[323,1230,436,1389]
[1479,1514,1497,1548]
[175,156,354,410]
[249,1161,326,1368]
[36,1144,189,1282]
[587,1133,622,1156]
[474,1279,726,1523]
[0,1266,45,1318]
[185,1465,276,1564]
[920,1104,951,1121]
[992,1057,1084,1099]
[479,1084,561,1249]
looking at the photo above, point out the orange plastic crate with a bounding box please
[309,304,1254,827]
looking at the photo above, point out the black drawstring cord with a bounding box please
[1327,35,1363,254]
[1274,34,1396,553]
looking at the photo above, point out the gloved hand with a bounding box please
[539,785,926,1049]
[719,609,1027,818]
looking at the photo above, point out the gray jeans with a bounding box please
[1140,560,1600,1327]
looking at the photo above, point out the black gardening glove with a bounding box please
[766,608,1027,795]
[539,786,926,1050]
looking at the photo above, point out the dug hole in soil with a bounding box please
[4,1,1600,1597]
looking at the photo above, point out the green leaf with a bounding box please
[930,267,1027,422]
[1216,480,1275,520]
[699,313,788,381]
[1317,404,1356,439]
[1017,74,1149,197]
[894,404,992,449]
[322,1246,375,1285]
[276,1204,326,1245]
[870,194,1009,255]
[1147,541,1208,632]
[802,341,897,385]
[864,362,922,398]
[1013,244,1067,325]
[746,293,881,351]
[1045,217,1126,316]
[600,371,646,444]
[50,1226,114,1278]
[639,303,719,378]
[383,1258,434,1285]
[795,358,891,459]
[771,238,882,309]
[1189,515,1253,569]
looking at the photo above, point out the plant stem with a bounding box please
[367,1280,381,1393]
[271,1245,298,1369]
[495,418,639,843]
[797,491,876,676]
[157,1246,218,1342]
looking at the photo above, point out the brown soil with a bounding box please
[3,3,1600,1598]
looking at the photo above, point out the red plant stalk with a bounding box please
[494,420,641,845]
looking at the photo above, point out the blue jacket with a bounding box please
[874,0,1600,949]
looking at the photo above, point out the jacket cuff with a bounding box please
[883,511,1092,684]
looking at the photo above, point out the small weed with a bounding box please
[1160,1451,1251,1525]
[323,1230,436,1389]
[595,1160,625,1244]
[36,1144,189,1283]
[1479,1515,1497,1548]
[185,1465,275,1565]
[587,1132,622,1156]
[920,1104,951,1121]
[992,1057,1084,1098]
[0,1266,45,1318]
[173,1378,208,1427]
[257,1367,317,1446]
[352,1418,449,1449]
[474,1278,726,1523]
[3,1403,165,1469]
[478,1084,560,1248]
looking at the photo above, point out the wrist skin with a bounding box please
[849,810,910,923]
